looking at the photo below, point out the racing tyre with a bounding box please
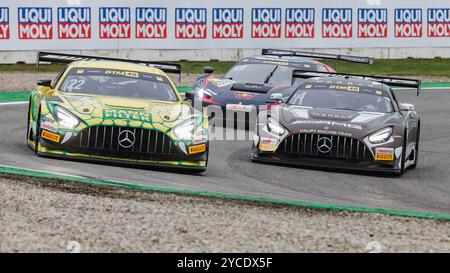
[411,125,420,169]
[34,110,41,154]
[399,131,407,175]
[26,99,32,142]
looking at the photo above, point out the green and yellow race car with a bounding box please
[26,52,208,172]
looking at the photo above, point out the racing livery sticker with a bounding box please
[322,8,352,38]
[103,109,152,122]
[136,7,167,39]
[259,137,278,152]
[395,8,422,38]
[18,7,53,39]
[0,7,9,39]
[188,144,206,154]
[58,7,91,39]
[251,8,282,38]
[41,123,58,133]
[285,8,315,38]
[427,8,450,37]
[99,7,131,39]
[358,8,388,38]
[41,130,61,143]
[175,8,207,39]
[375,147,395,161]
[212,8,243,39]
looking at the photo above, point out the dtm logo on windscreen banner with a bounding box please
[428,8,450,37]
[251,8,282,38]
[99,7,130,39]
[175,8,207,39]
[136,7,167,39]
[0,7,9,39]
[395,9,422,38]
[212,8,243,39]
[58,7,91,39]
[322,8,352,38]
[285,8,315,38]
[18,7,52,40]
[358,8,387,38]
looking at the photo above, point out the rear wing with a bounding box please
[36,51,182,77]
[292,69,421,96]
[262,48,374,65]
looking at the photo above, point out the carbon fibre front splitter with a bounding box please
[37,150,207,173]
[251,153,401,176]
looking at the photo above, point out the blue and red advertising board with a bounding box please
[0,0,448,50]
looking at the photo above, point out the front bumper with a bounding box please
[37,148,207,171]
[251,150,401,175]
[252,130,403,175]
[35,127,208,171]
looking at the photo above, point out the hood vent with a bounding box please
[230,83,273,93]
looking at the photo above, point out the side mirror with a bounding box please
[269,93,284,102]
[204,66,214,75]
[400,103,415,112]
[37,79,52,87]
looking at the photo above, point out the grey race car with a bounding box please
[251,70,421,175]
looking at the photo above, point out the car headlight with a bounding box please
[174,119,195,140]
[368,127,393,144]
[54,106,80,129]
[265,117,285,135]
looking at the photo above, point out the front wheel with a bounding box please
[34,110,41,154]
[410,126,420,169]
[26,100,32,143]
[399,131,407,175]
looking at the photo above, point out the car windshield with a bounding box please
[224,64,297,85]
[59,68,178,102]
[288,89,394,113]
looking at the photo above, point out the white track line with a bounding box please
[0,101,28,106]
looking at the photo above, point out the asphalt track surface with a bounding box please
[1,89,449,215]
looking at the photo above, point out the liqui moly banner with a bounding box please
[18,7,53,39]
[136,8,167,39]
[0,0,449,50]
[0,7,10,39]
[212,8,243,39]
[58,7,91,39]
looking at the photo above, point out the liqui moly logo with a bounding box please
[18,7,53,40]
[175,8,207,39]
[0,8,9,39]
[322,8,352,38]
[99,7,130,39]
[251,8,282,38]
[358,9,387,38]
[285,8,315,38]
[395,9,422,38]
[136,8,167,39]
[428,9,450,37]
[212,8,243,39]
[58,7,91,39]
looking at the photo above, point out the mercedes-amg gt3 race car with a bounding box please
[252,70,421,175]
[27,52,208,172]
[188,49,374,128]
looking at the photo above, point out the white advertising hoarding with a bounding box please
[0,0,449,51]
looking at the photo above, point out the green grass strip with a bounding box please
[0,86,192,103]
[0,91,30,103]
[0,164,449,221]
[2,82,450,103]
[421,82,450,88]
